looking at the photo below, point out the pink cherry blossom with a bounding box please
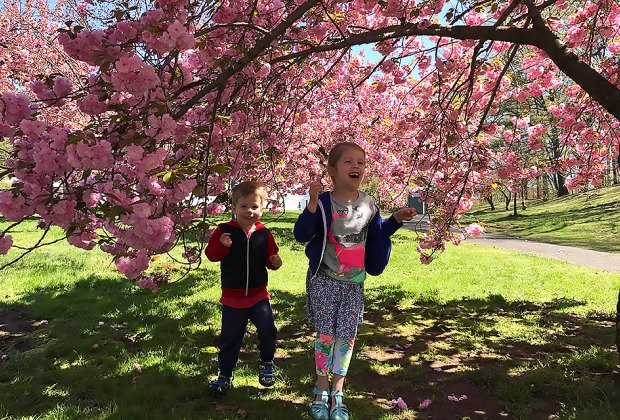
[418,399,432,410]
[448,394,468,402]
[0,0,618,281]
[116,250,150,279]
[465,223,484,236]
[206,202,226,214]
[388,397,408,409]
[0,235,13,254]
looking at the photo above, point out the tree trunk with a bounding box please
[513,192,518,216]
[556,173,569,197]
[536,176,541,199]
[485,195,495,210]
[616,289,620,354]
[521,181,527,210]
[614,151,619,185]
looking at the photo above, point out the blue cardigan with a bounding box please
[293,192,402,277]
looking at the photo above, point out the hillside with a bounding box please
[463,185,620,253]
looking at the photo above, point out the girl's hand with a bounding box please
[269,254,282,269]
[220,232,232,247]
[393,207,416,223]
[307,180,323,213]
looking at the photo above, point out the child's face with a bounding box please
[233,192,264,230]
[328,147,366,192]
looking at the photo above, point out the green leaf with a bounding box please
[211,164,228,175]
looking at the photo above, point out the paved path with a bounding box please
[403,218,620,275]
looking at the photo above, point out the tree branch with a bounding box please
[172,0,320,119]
[270,22,620,121]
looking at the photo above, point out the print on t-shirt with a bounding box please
[321,192,375,284]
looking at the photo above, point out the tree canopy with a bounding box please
[0,0,618,284]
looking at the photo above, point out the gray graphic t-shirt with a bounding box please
[320,191,377,283]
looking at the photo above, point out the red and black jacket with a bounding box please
[206,221,280,308]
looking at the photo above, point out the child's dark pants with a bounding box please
[218,299,277,377]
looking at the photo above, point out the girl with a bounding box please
[294,142,416,420]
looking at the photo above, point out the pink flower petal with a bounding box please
[418,398,432,410]
[388,397,408,409]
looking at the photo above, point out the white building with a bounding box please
[283,193,309,211]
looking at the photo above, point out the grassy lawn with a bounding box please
[462,184,620,253]
[1,213,619,419]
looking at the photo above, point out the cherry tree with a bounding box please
[0,0,619,284]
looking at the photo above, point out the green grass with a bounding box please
[462,184,620,253]
[1,213,620,419]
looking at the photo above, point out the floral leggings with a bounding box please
[306,271,363,377]
[315,333,355,376]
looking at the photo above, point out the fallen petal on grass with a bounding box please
[388,397,408,409]
[448,394,468,402]
[418,399,432,410]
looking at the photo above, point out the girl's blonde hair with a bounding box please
[231,181,267,205]
[327,142,366,167]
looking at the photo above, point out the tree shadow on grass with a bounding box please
[348,286,620,419]
[0,269,229,418]
[1,278,619,419]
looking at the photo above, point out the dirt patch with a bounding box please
[0,308,40,354]
[401,381,512,419]
[357,365,513,419]
[0,308,37,337]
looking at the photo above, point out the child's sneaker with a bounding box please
[258,360,275,387]
[209,374,233,396]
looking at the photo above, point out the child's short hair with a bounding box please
[327,142,366,167]
[231,181,267,205]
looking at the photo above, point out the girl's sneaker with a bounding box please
[209,374,233,396]
[258,360,276,387]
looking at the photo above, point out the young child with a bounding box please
[206,180,283,396]
[294,142,416,420]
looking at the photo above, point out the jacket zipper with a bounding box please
[245,230,251,296]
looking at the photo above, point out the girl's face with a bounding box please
[328,147,366,192]
[233,192,264,231]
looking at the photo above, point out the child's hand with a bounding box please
[269,254,282,269]
[220,233,232,247]
[393,207,416,223]
[308,181,323,204]
[307,180,323,213]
